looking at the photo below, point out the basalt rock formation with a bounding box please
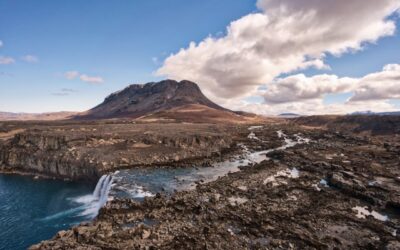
[0,122,235,180]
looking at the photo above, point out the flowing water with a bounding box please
[111,130,310,199]
[0,130,309,249]
[0,173,114,250]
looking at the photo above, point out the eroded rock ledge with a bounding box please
[0,122,236,180]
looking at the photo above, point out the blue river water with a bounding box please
[0,174,95,250]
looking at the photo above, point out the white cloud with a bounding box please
[65,71,104,84]
[21,55,39,63]
[157,0,400,103]
[65,71,80,80]
[350,64,400,101]
[264,74,356,104]
[79,74,104,84]
[233,98,397,116]
[0,40,3,47]
[262,63,400,104]
[0,56,15,65]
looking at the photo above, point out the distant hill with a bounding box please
[0,111,77,121]
[279,113,300,118]
[293,115,400,135]
[349,111,400,116]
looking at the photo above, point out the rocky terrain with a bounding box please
[31,123,400,249]
[294,115,400,135]
[0,121,237,180]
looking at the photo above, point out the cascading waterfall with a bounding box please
[40,174,114,221]
[92,175,107,199]
[93,174,113,209]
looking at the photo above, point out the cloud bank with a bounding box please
[263,64,400,103]
[157,0,400,114]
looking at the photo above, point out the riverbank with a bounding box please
[0,167,80,182]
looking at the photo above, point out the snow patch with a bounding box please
[263,168,300,186]
[352,206,388,221]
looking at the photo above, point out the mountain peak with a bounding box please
[76,79,227,120]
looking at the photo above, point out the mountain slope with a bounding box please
[76,80,230,120]
[139,104,262,123]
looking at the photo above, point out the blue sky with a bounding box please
[0,0,256,112]
[0,0,399,114]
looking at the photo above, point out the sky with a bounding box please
[0,0,399,115]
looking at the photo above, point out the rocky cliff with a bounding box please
[0,122,235,180]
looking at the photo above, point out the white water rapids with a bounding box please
[110,130,311,200]
[42,129,310,220]
[44,130,310,220]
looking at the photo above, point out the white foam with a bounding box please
[320,179,329,187]
[247,132,259,140]
[117,184,155,198]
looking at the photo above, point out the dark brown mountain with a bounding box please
[75,79,252,122]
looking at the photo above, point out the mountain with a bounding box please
[75,79,259,123]
[279,113,300,118]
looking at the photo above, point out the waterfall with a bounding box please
[93,174,113,208]
[92,175,107,199]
